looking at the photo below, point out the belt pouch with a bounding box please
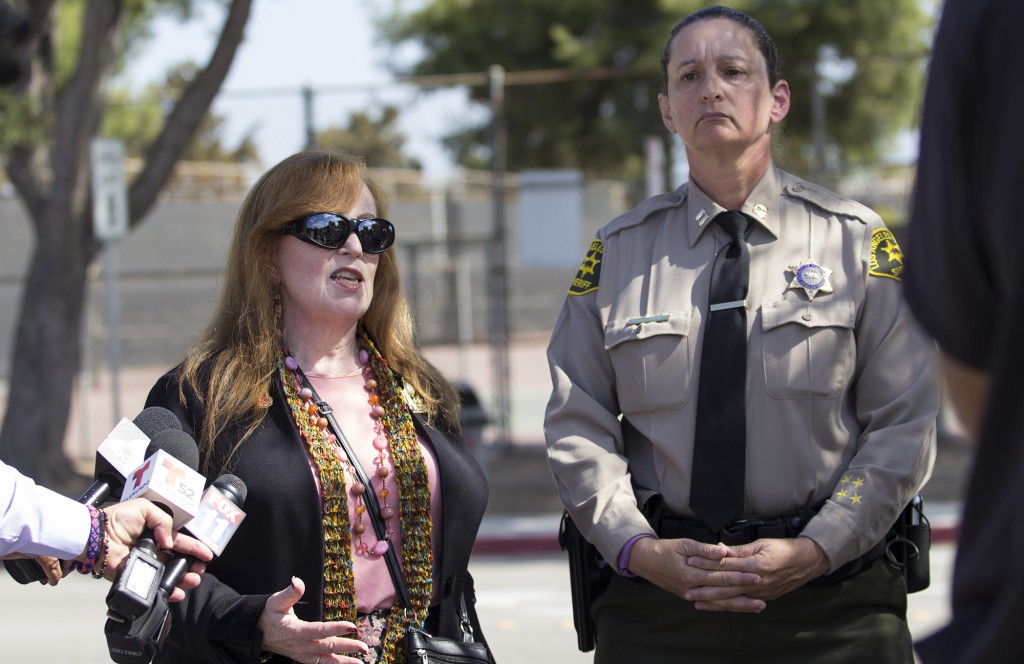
[887,493,931,593]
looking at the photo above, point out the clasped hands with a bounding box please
[629,535,830,613]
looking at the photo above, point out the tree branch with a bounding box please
[128,0,253,224]
[50,0,125,223]
[5,0,57,216]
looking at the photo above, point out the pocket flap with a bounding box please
[761,300,856,331]
[604,310,692,350]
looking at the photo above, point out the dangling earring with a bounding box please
[273,290,283,344]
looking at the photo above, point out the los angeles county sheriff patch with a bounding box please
[568,239,603,295]
[869,228,904,281]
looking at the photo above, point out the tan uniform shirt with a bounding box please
[544,165,938,574]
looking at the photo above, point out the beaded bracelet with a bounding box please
[75,505,108,577]
[91,509,109,579]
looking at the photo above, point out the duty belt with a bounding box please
[647,501,887,587]
[652,507,819,545]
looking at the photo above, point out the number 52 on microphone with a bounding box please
[121,451,205,529]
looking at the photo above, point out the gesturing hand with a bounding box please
[257,576,371,664]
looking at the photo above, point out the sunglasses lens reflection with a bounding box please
[291,214,394,253]
[356,220,393,253]
[306,214,347,247]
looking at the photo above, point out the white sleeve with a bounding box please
[0,461,90,559]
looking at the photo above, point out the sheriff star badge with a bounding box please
[787,259,833,300]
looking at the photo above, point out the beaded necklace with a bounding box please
[278,329,432,662]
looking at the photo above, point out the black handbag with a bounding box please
[404,599,493,663]
[304,375,495,664]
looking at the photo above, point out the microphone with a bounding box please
[119,429,205,529]
[158,473,248,596]
[105,474,247,664]
[105,430,205,622]
[78,407,183,507]
[3,407,181,585]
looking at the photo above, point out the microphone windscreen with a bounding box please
[212,474,247,507]
[145,429,200,472]
[132,406,182,438]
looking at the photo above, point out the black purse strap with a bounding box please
[297,371,412,608]
[298,372,476,638]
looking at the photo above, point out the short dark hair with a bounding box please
[660,5,782,91]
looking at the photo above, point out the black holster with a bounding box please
[558,510,612,653]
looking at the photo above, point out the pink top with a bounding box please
[307,374,442,612]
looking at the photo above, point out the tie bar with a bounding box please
[710,300,746,312]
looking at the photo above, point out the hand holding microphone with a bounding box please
[3,497,215,589]
[106,428,206,621]
[103,474,249,663]
[102,427,209,664]
[3,407,183,586]
[102,497,214,593]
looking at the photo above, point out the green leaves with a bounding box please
[382,0,933,181]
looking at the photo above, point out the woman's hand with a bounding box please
[684,536,830,609]
[629,537,766,613]
[258,577,371,664]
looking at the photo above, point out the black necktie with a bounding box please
[690,210,750,534]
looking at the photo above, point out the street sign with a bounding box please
[91,138,129,241]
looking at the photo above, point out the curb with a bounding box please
[931,524,958,544]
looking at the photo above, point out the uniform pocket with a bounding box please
[761,300,856,399]
[605,310,694,413]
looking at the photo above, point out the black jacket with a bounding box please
[146,364,490,663]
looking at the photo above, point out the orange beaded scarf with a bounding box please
[278,330,432,662]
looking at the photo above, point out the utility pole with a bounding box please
[488,64,511,448]
[303,85,316,150]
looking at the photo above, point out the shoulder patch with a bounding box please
[568,239,603,295]
[869,228,904,281]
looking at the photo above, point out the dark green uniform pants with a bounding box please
[593,558,913,663]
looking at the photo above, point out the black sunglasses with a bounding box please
[281,212,395,253]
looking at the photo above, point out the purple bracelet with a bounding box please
[617,533,655,577]
[75,505,108,577]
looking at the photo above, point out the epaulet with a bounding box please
[782,178,879,225]
[604,186,687,238]
[566,186,687,297]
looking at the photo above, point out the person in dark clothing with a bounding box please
[147,150,490,664]
[904,0,1024,661]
